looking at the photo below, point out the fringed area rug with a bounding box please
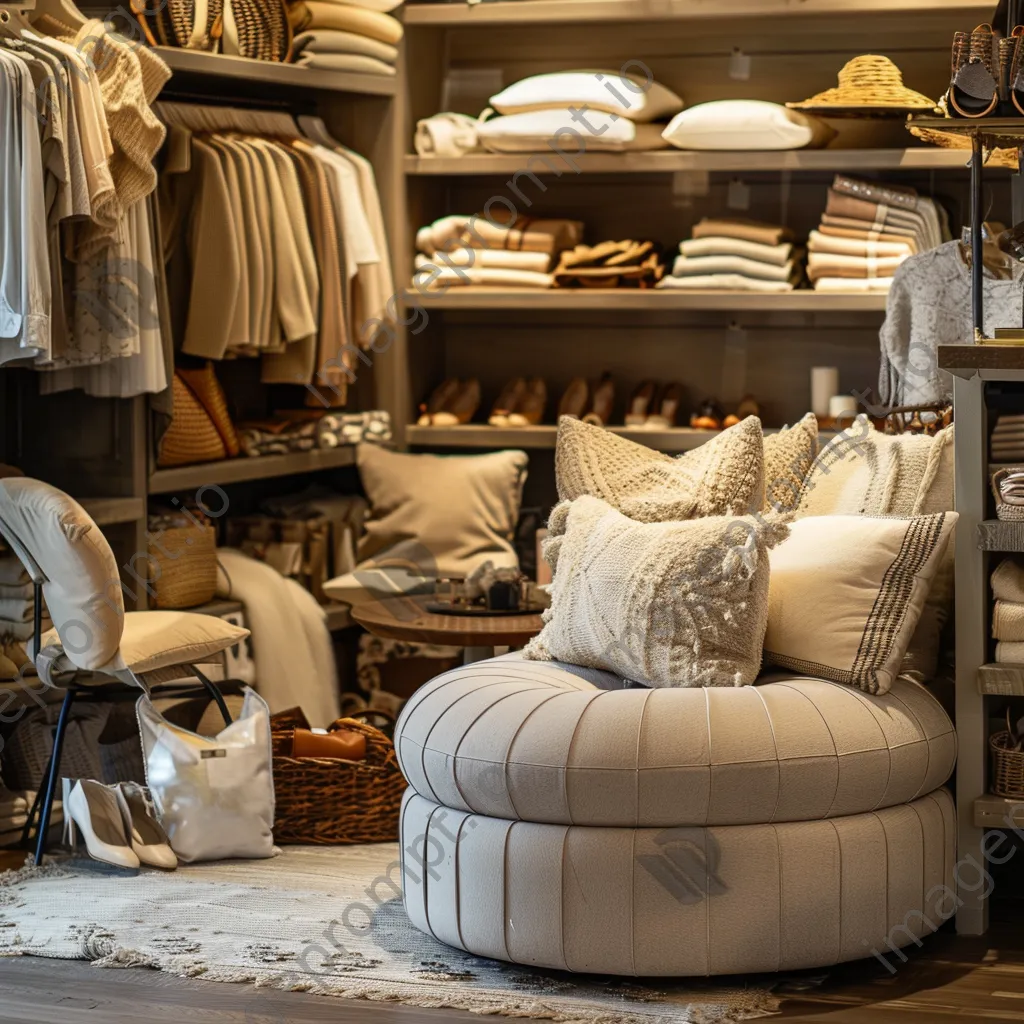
[0,844,779,1023]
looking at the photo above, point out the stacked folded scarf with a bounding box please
[808,177,944,292]
[991,414,1024,463]
[991,559,1024,663]
[287,0,402,75]
[238,410,392,456]
[656,218,801,292]
[411,214,584,290]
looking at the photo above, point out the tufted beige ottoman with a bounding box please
[394,653,957,975]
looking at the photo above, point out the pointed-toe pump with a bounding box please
[118,783,177,871]
[646,382,683,429]
[63,779,140,870]
[624,380,657,427]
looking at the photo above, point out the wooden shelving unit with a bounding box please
[974,794,1024,830]
[977,664,1024,696]
[978,520,1024,553]
[403,0,992,26]
[404,288,889,313]
[149,447,358,495]
[154,48,397,95]
[405,149,982,177]
[79,497,146,528]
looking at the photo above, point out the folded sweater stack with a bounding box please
[991,414,1024,463]
[553,240,663,288]
[991,559,1024,663]
[656,218,801,293]
[288,0,402,75]
[411,213,584,290]
[0,557,49,649]
[808,179,944,293]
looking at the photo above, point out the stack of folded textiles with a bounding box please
[0,785,60,846]
[0,555,50,651]
[411,213,584,290]
[553,241,663,289]
[991,414,1024,463]
[656,218,801,292]
[808,175,946,293]
[237,410,392,456]
[990,559,1024,663]
[287,0,402,75]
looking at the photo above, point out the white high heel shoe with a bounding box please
[62,779,140,870]
[117,783,177,871]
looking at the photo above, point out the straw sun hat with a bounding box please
[788,54,939,115]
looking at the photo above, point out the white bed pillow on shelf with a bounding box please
[662,99,834,151]
[477,109,669,153]
[490,70,683,122]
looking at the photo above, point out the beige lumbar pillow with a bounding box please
[763,413,818,513]
[763,512,958,694]
[554,415,765,524]
[526,495,788,687]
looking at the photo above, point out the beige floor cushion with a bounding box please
[394,652,956,827]
[401,787,955,975]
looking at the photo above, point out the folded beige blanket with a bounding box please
[813,276,893,293]
[807,230,912,259]
[997,641,1024,663]
[656,273,794,293]
[992,559,1024,603]
[294,52,396,74]
[820,213,918,245]
[420,247,551,273]
[287,1,403,43]
[807,252,905,281]
[817,223,919,252]
[416,214,584,256]
[993,600,1024,641]
[411,262,553,290]
[291,28,398,61]
[671,253,797,282]
[997,414,1024,427]
[679,236,792,266]
[691,217,790,247]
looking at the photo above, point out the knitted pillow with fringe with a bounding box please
[526,495,789,688]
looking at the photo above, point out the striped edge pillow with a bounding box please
[763,512,958,694]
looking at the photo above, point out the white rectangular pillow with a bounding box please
[477,110,669,153]
[763,513,958,694]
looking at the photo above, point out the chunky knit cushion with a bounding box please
[763,413,818,513]
[554,415,765,525]
[526,496,788,687]
[764,513,958,694]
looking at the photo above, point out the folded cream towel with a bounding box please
[670,253,797,282]
[813,277,893,293]
[656,273,794,293]
[421,247,551,273]
[993,600,1024,641]
[997,641,1024,663]
[992,559,1024,603]
[678,236,793,266]
[807,230,912,260]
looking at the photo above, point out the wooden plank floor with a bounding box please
[1,918,1023,1023]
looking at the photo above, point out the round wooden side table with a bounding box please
[350,595,544,664]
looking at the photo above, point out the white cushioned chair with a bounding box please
[0,477,249,864]
[395,651,957,975]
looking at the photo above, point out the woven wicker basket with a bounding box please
[270,707,406,845]
[147,511,218,609]
[991,730,1024,799]
[991,467,1024,522]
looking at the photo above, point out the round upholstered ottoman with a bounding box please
[394,653,957,975]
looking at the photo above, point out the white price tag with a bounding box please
[729,48,751,81]
[727,178,750,211]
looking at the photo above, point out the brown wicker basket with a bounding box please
[147,510,218,609]
[270,707,406,844]
[991,729,1024,800]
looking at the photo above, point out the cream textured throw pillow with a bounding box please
[763,413,818,513]
[526,496,787,687]
[352,445,528,578]
[554,415,765,523]
[763,512,958,694]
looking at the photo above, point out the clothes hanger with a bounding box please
[28,0,87,33]
[0,6,35,38]
[296,114,338,147]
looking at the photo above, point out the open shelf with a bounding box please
[978,520,1024,553]
[407,424,835,452]
[978,664,1024,695]
[155,48,397,96]
[405,149,979,177]
[404,0,991,26]
[149,447,357,494]
[403,288,889,313]
[974,794,1024,829]
[80,497,146,527]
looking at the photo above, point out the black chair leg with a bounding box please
[20,757,50,849]
[34,688,75,866]
[191,666,232,727]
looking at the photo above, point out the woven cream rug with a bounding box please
[0,844,779,1023]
